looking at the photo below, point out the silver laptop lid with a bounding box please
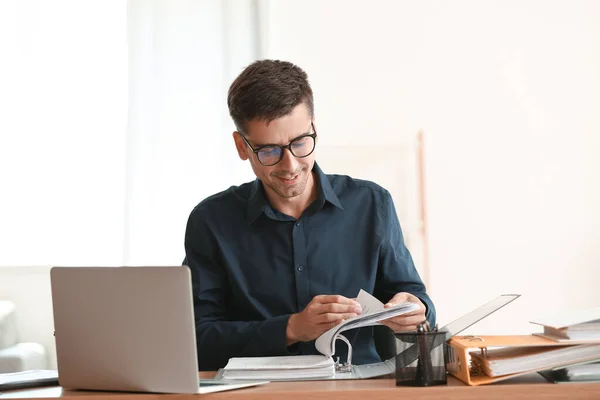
[51,266,200,394]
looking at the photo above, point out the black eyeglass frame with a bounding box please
[239,122,318,166]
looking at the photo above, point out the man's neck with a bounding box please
[267,172,317,220]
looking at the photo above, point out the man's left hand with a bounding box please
[379,292,426,332]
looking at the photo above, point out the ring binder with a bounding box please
[446,335,600,385]
[463,335,485,342]
[334,335,353,373]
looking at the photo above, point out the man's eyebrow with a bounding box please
[251,130,312,148]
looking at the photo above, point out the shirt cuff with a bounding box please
[415,295,435,328]
[256,314,295,355]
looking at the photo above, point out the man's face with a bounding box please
[233,103,316,200]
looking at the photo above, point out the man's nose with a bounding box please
[278,147,298,171]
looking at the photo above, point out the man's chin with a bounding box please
[275,186,305,199]
[267,170,310,198]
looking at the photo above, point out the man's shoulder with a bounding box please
[189,181,254,219]
[325,173,391,199]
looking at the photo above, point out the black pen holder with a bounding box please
[394,331,448,386]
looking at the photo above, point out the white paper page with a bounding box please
[197,380,269,393]
[315,290,418,357]
[356,289,384,314]
[0,370,58,385]
[224,355,333,370]
[222,365,335,380]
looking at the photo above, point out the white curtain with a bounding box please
[0,0,128,266]
[125,0,259,265]
[0,0,259,267]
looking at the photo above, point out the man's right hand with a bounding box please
[286,295,362,346]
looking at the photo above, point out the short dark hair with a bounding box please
[227,60,314,133]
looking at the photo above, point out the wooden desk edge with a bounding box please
[1,372,600,400]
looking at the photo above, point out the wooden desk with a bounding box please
[1,372,599,400]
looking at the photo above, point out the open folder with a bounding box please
[215,293,521,381]
[217,290,418,381]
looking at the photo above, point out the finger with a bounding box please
[385,292,424,308]
[317,320,341,334]
[399,307,426,316]
[385,306,426,318]
[384,314,426,327]
[317,312,358,324]
[385,293,410,306]
[314,294,360,307]
[318,302,362,315]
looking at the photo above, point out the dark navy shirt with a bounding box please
[184,163,435,371]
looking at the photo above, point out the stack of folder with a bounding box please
[531,306,600,342]
[539,360,600,383]
[446,305,600,385]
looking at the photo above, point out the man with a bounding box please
[184,60,435,371]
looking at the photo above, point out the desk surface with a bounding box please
[1,372,600,400]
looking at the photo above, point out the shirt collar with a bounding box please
[246,178,268,224]
[246,162,344,225]
[313,162,344,211]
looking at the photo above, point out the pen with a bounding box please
[416,323,433,385]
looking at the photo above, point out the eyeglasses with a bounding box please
[239,122,317,166]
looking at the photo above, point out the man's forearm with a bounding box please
[195,314,292,371]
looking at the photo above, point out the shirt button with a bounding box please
[295,222,301,227]
[297,265,304,272]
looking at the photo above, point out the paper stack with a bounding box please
[531,306,600,342]
[221,355,335,380]
[539,360,600,383]
[470,344,600,377]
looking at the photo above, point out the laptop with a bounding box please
[50,266,268,394]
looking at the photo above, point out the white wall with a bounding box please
[124,0,257,265]
[263,0,600,334]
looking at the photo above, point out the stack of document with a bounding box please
[221,355,335,380]
[0,370,59,391]
[539,360,600,383]
[470,344,600,377]
[562,362,600,380]
[540,322,600,341]
[531,306,600,341]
